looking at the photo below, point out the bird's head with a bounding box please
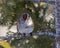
[22,13,27,20]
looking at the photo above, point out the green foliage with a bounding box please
[0,0,47,32]
[0,0,56,48]
[0,0,55,32]
[11,35,55,48]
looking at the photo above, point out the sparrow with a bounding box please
[17,13,34,36]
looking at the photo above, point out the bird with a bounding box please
[17,13,34,36]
